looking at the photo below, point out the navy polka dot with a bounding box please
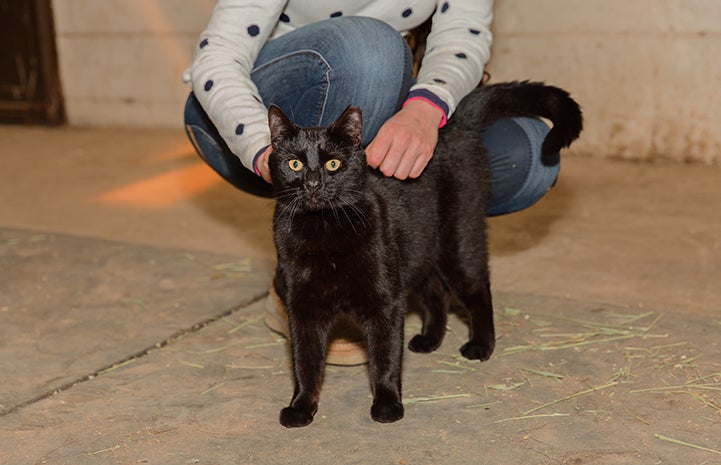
[469,28,481,35]
[433,78,446,84]
[199,38,209,48]
[280,13,290,23]
[330,11,343,18]
[441,2,449,13]
[235,124,245,135]
[455,53,467,59]
[204,80,213,91]
[402,8,413,18]
[247,24,260,37]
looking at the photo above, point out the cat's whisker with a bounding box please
[288,198,302,224]
[328,202,342,229]
[339,205,359,236]
[274,193,303,228]
[274,198,295,220]
[346,201,369,225]
[335,195,369,230]
[345,207,367,232]
[274,187,298,202]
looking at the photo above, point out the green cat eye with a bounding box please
[325,159,341,171]
[288,159,303,171]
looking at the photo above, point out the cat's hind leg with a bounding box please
[408,272,450,354]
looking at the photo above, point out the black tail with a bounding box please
[446,81,583,162]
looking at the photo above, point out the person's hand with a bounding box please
[256,146,273,183]
[365,99,444,180]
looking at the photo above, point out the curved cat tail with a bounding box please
[451,81,583,163]
[531,83,584,161]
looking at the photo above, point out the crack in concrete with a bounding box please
[0,292,268,417]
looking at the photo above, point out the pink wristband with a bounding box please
[253,145,270,177]
[403,97,448,128]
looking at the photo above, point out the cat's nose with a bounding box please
[305,171,321,190]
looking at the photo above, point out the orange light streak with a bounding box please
[96,162,221,208]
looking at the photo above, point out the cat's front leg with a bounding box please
[365,309,405,423]
[280,311,332,428]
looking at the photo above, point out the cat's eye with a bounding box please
[288,159,303,171]
[325,159,341,172]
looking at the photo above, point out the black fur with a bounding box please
[268,81,582,427]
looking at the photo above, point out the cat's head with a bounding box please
[268,105,367,211]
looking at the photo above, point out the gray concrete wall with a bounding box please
[52,0,214,128]
[488,0,721,164]
[52,0,721,163]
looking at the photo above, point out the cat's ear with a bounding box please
[330,105,363,147]
[268,105,299,145]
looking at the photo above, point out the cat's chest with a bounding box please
[279,222,379,282]
[283,246,374,296]
[284,228,371,267]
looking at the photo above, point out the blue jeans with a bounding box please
[184,16,559,215]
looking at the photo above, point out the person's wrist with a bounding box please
[253,145,273,183]
[403,89,449,127]
[403,99,444,128]
[403,98,445,129]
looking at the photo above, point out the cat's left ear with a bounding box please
[330,105,363,147]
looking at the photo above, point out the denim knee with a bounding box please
[484,117,560,216]
[184,93,235,179]
[184,93,273,198]
[296,16,412,77]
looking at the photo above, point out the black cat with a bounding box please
[267,81,582,427]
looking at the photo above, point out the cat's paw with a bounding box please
[371,401,404,423]
[459,340,495,361]
[279,406,314,428]
[408,334,442,353]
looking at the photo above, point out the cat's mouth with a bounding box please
[304,192,324,211]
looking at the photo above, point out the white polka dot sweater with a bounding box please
[183,0,493,173]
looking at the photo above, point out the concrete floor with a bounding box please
[1,126,720,464]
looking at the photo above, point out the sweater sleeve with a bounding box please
[407,0,493,120]
[186,0,287,172]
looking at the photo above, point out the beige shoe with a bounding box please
[264,286,368,366]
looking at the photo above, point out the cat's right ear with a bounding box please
[268,105,299,146]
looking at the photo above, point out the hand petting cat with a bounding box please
[366,99,444,180]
